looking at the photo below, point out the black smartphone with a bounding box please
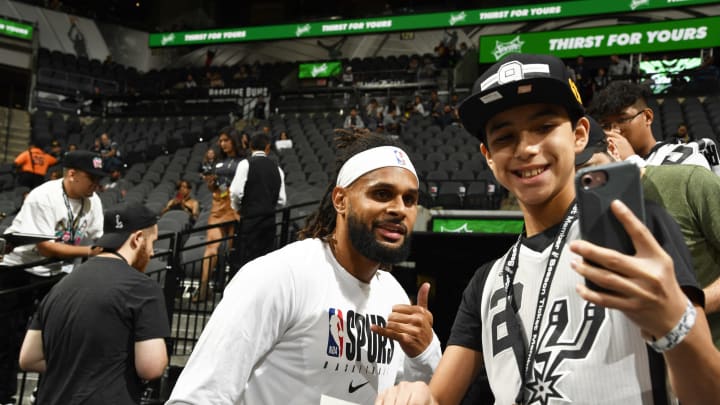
[575,161,646,292]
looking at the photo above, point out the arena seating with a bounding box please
[11,90,720,224]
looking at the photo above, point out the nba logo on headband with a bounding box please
[336,146,418,188]
[394,149,408,166]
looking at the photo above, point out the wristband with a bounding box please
[647,298,696,353]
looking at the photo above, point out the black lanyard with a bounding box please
[502,203,577,405]
[107,251,128,264]
[61,182,85,244]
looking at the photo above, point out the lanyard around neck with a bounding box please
[61,181,85,243]
[502,203,577,405]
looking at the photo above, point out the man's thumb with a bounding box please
[416,282,430,309]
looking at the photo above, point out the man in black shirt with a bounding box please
[229,133,286,270]
[19,203,170,405]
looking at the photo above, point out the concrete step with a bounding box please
[10,109,29,125]
[0,108,30,163]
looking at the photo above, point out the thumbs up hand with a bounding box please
[371,282,434,358]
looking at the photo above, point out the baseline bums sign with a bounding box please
[148,0,719,47]
[479,16,720,63]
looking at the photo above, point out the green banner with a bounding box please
[479,16,720,62]
[148,0,720,47]
[0,18,33,41]
[432,218,524,234]
[298,61,342,78]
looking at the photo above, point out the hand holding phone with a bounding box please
[575,161,645,292]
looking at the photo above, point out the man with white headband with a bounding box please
[168,130,441,405]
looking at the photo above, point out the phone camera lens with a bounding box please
[582,175,593,188]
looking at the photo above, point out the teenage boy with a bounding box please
[588,81,714,171]
[376,54,720,405]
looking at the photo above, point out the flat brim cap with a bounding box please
[575,115,609,166]
[458,53,585,142]
[94,203,159,251]
[63,150,109,178]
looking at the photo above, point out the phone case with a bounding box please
[575,161,646,291]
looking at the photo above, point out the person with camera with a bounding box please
[196,128,243,302]
[199,147,217,180]
[376,53,720,405]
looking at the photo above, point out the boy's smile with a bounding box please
[515,165,549,180]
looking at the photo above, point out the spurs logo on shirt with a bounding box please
[325,307,395,374]
[489,287,606,405]
[524,299,606,404]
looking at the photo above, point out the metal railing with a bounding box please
[36,67,120,96]
[2,199,319,404]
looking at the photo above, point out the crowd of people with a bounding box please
[1,50,720,405]
[342,90,462,135]
[568,53,720,104]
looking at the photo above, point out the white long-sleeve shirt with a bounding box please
[228,151,287,212]
[167,238,441,405]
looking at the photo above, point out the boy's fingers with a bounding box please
[609,200,657,255]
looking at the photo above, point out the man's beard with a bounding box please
[347,211,411,265]
[132,239,151,272]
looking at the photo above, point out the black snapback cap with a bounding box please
[458,53,585,142]
[93,203,159,251]
[63,150,109,178]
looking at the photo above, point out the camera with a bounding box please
[201,163,216,176]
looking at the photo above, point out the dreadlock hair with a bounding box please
[297,128,403,241]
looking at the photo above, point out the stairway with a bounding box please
[0,107,30,163]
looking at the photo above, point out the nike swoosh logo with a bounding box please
[348,380,369,393]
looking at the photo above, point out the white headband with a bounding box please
[336,146,418,188]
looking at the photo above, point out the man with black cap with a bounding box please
[0,150,107,404]
[18,203,170,405]
[377,54,720,404]
[2,150,108,276]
